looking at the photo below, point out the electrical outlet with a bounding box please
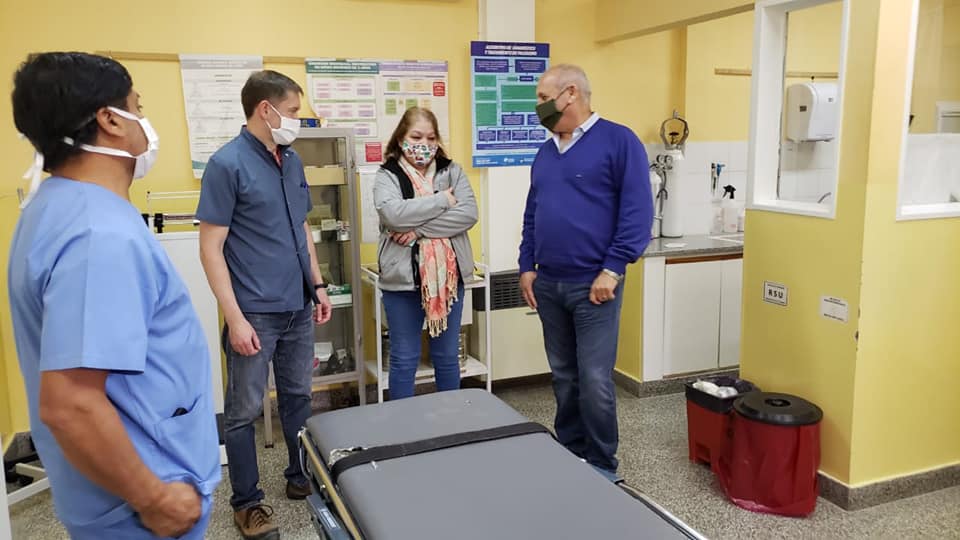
[763,281,788,306]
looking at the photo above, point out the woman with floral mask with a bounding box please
[373,107,478,399]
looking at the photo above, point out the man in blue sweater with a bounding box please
[519,64,653,482]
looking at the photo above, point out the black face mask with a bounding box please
[535,87,573,132]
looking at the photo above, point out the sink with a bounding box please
[707,233,744,245]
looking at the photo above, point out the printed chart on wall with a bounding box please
[470,42,550,167]
[306,58,449,243]
[305,59,380,162]
[180,54,263,178]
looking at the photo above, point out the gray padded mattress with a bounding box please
[304,389,695,540]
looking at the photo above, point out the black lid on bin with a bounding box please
[734,392,823,426]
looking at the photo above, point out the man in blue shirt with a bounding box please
[197,70,332,540]
[8,52,219,539]
[519,64,653,483]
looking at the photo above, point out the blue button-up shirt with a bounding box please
[197,128,314,313]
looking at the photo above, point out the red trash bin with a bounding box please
[685,377,759,473]
[717,392,823,517]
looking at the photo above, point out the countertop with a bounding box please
[643,233,744,258]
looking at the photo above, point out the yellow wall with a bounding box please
[684,11,754,141]
[784,3,844,75]
[0,0,23,435]
[537,0,685,144]
[850,0,960,485]
[595,0,752,43]
[684,3,843,142]
[0,0,481,434]
[742,0,960,486]
[909,0,960,133]
[739,0,880,484]
[614,264,644,380]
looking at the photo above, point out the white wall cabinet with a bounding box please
[719,258,744,368]
[659,256,743,377]
[474,306,550,380]
[663,261,723,375]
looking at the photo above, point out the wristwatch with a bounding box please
[601,269,624,282]
[314,283,328,290]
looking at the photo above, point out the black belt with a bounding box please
[330,422,552,483]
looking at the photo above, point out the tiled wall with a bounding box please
[901,134,960,205]
[646,141,749,236]
[779,139,838,203]
[645,140,837,236]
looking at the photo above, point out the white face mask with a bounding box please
[64,106,160,179]
[19,106,159,209]
[267,102,300,145]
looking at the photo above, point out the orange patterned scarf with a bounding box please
[398,158,459,337]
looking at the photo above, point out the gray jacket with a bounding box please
[374,157,478,292]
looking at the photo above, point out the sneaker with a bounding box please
[234,504,279,540]
[285,480,311,500]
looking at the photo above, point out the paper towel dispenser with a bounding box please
[785,82,838,142]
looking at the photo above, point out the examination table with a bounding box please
[299,388,705,539]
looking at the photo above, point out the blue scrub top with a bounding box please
[196,127,315,313]
[8,178,221,539]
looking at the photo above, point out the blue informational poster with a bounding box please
[470,41,550,168]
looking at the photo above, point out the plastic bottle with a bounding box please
[722,185,739,233]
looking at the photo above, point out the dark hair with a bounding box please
[384,107,449,162]
[12,52,133,171]
[241,70,303,118]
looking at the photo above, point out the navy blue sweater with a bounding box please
[518,118,653,282]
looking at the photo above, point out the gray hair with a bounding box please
[544,64,592,100]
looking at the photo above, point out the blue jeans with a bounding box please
[382,285,465,399]
[223,305,314,511]
[533,278,624,476]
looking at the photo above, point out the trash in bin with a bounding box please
[718,392,823,517]
[687,376,759,413]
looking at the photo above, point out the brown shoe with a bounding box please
[234,504,279,540]
[285,480,311,500]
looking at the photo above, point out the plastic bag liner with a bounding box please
[717,392,822,517]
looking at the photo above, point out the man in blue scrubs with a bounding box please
[8,52,220,539]
[197,70,332,540]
